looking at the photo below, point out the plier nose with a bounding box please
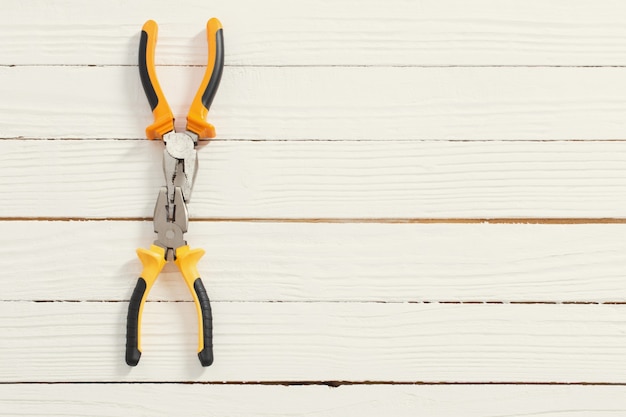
[125,18,224,367]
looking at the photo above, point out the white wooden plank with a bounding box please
[2,140,626,218]
[3,0,626,66]
[1,302,625,382]
[3,221,626,303]
[3,66,626,140]
[3,384,626,417]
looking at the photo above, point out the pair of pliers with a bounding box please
[125,18,224,367]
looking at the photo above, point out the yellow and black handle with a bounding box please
[175,246,214,366]
[126,245,214,366]
[139,20,175,139]
[125,245,167,366]
[186,18,225,139]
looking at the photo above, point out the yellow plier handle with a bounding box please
[125,245,214,366]
[139,20,175,139]
[139,19,224,140]
[125,245,167,366]
[175,246,214,366]
[186,18,225,138]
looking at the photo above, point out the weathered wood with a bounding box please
[3,0,626,66]
[3,66,626,140]
[1,302,625,382]
[3,140,626,218]
[3,384,626,416]
[3,221,626,302]
[3,0,626,408]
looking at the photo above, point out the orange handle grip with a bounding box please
[139,20,175,139]
[186,18,225,139]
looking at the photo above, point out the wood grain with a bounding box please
[1,302,626,382]
[3,0,626,66]
[3,139,626,218]
[3,66,626,140]
[3,384,626,416]
[3,0,625,412]
[3,221,626,303]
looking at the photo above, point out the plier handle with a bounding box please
[126,243,213,367]
[126,18,224,367]
[139,18,224,140]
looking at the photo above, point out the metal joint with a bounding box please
[163,131,198,206]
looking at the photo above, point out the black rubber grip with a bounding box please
[194,278,214,366]
[126,277,147,366]
[201,28,224,113]
[138,30,159,111]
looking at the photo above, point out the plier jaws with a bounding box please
[162,131,198,206]
[153,186,188,261]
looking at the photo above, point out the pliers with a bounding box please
[125,18,224,367]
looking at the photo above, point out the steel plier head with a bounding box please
[125,19,224,367]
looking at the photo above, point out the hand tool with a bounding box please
[126,18,224,367]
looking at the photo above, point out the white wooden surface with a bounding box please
[1,0,626,415]
[3,221,626,302]
[4,66,626,140]
[3,0,626,67]
[4,385,626,417]
[3,302,626,382]
[5,140,626,218]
